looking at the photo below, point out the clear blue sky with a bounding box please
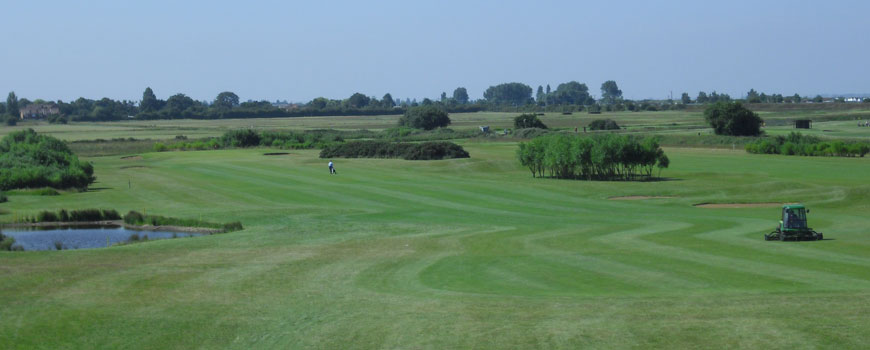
[3,0,868,103]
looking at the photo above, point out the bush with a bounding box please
[0,191,6,203]
[514,114,547,129]
[102,209,121,220]
[0,129,95,190]
[69,209,105,222]
[704,102,763,136]
[124,211,242,232]
[397,106,451,130]
[0,229,17,251]
[34,188,60,196]
[58,209,69,221]
[221,129,261,147]
[37,211,59,222]
[319,141,470,160]
[514,128,550,139]
[588,119,620,131]
[746,132,870,158]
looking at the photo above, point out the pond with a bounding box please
[2,225,202,251]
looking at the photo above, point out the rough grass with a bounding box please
[1,116,870,348]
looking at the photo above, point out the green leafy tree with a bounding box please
[452,87,469,104]
[535,86,545,105]
[793,93,801,103]
[440,92,447,102]
[681,92,691,104]
[813,95,823,103]
[483,82,533,106]
[600,80,622,104]
[746,89,761,103]
[704,101,763,136]
[6,91,19,118]
[347,93,370,108]
[549,81,593,105]
[397,105,450,130]
[166,93,195,114]
[382,93,395,108]
[696,91,709,104]
[514,113,547,129]
[309,97,328,109]
[214,91,239,110]
[140,87,160,112]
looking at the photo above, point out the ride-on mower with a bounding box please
[764,204,823,241]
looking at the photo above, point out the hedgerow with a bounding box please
[745,132,870,157]
[319,141,470,160]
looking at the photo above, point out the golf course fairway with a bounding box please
[2,143,870,349]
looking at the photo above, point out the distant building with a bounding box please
[19,103,60,120]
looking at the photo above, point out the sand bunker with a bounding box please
[121,155,143,160]
[609,196,675,200]
[694,202,783,208]
[263,152,290,156]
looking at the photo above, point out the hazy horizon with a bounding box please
[3,0,868,103]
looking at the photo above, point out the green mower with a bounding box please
[764,204,823,241]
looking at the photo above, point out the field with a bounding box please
[2,110,870,349]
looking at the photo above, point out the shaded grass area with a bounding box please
[1,134,870,348]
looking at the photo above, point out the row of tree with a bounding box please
[517,134,669,181]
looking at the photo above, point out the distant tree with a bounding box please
[6,92,19,118]
[214,91,239,110]
[397,105,450,130]
[347,93,370,108]
[513,113,547,129]
[382,93,395,108]
[309,97,328,109]
[452,87,469,104]
[535,85,545,105]
[549,81,593,105]
[813,95,823,103]
[696,91,708,104]
[483,82,533,106]
[140,87,160,112]
[166,93,195,114]
[546,84,551,95]
[600,80,623,104]
[588,119,620,130]
[793,93,802,103]
[440,92,447,102]
[704,101,763,136]
[680,92,691,104]
[0,102,5,115]
[421,98,433,106]
[746,89,761,103]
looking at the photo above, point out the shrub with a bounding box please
[704,102,763,136]
[0,129,95,190]
[221,129,261,147]
[588,119,620,131]
[124,211,241,232]
[397,105,451,130]
[37,211,60,222]
[319,141,470,160]
[58,209,69,221]
[34,188,60,196]
[69,209,104,222]
[0,191,6,203]
[514,128,550,139]
[746,132,870,158]
[0,229,17,251]
[102,209,121,220]
[514,114,548,129]
[223,221,244,232]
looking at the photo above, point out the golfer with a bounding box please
[328,161,336,174]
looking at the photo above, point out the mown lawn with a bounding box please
[1,143,870,349]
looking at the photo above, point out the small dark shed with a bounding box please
[794,119,812,129]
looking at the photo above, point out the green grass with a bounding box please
[2,139,870,349]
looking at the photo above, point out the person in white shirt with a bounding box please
[328,161,336,174]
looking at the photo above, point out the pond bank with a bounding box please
[1,220,225,234]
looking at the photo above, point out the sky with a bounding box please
[2,0,869,103]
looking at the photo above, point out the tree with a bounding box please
[696,91,709,104]
[440,92,447,102]
[535,86,545,105]
[600,80,622,104]
[397,105,450,130]
[792,93,801,103]
[309,97,328,109]
[214,91,239,110]
[347,93,370,108]
[514,113,547,129]
[681,92,691,104]
[140,87,160,112]
[746,89,761,103]
[483,82,533,106]
[382,93,395,108]
[704,101,763,136]
[549,81,593,105]
[452,87,469,104]
[546,84,551,95]
[6,92,19,118]
[813,95,823,103]
[166,93,195,114]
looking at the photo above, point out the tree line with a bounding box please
[517,134,669,181]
